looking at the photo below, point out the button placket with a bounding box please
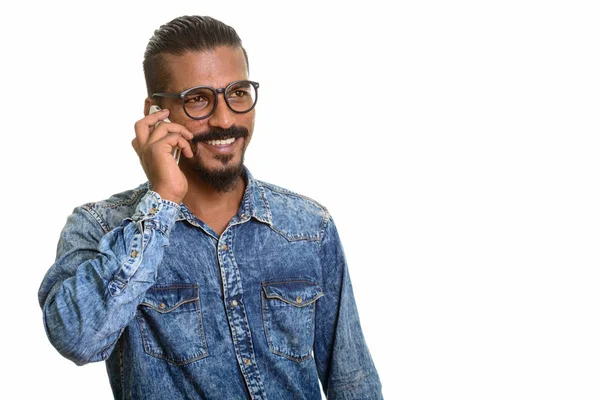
[217,229,267,399]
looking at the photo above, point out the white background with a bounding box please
[1,0,599,399]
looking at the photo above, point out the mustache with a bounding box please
[191,126,249,145]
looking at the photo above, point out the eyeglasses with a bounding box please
[152,80,259,120]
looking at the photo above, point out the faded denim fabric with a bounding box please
[38,169,383,400]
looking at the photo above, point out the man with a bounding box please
[38,15,382,399]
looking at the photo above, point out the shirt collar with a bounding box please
[239,167,272,225]
[172,167,272,226]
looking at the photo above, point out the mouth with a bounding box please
[190,126,249,156]
[196,136,243,156]
[205,138,236,146]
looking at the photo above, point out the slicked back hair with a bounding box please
[143,15,249,98]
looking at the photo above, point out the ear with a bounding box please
[143,98,154,116]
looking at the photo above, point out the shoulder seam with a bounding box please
[80,203,110,234]
[257,179,331,241]
[97,184,148,209]
[78,183,149,234]
[256,179,330,214]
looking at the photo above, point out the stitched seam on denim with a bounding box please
[256,181,273,223]
[135,299,209,365]
[261,290,318,362]
[226,303,248,382]
[318,210,331,242]
[145,219,170,237]
[217,241,228,298]
[160,198,180,210]
[270,340,313,362]
[98,186,148,209]
[219,240,245,378]
[139,297,198,313]
[272,348,313,362]
[239,299,265,397]
[267,225,321,242]
[81,204,110,234]
[263,293,323,306]
[307,302,315,347]
[257,179,329,213]
[257,179,330,239]
[141,284,199,311]
[142,345,208,366]
[110,230,145,292]
[261,279,324,301]
[257,180,330,241]
[317,214,333,252]
[147,284,198,290]
[135,312,150,360]
[261,292,274,350]
[136,299,209,365]
[262,279,319,286]
[261,280,323,305]
[224,230,266,398]
[241,181,254,220]
[227,232,242,298]
[119,336,124,396]
[195,298,209,360]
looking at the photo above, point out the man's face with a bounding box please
[156,47,255,191]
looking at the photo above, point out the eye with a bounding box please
[185,94,209,104]
[228,89,248,99]
[183,87,214,108]
[227,83,255,104]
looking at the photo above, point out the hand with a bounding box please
[132,109,194,204]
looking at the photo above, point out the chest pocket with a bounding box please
[261,280,324,362]
[136,283,208,365]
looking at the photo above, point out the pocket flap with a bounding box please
[140,283,199,313]
[262,280,324,307]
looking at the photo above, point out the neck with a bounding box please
[181,169,247,236]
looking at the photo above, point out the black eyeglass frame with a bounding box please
[152,80,260,120]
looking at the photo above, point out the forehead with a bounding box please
[163,47,248,91]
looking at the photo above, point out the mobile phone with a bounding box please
[149,105,181,164]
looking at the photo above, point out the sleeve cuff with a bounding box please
[130,191,180,236]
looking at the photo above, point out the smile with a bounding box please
[206,138,236,146]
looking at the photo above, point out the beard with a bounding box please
[187,125,249,193]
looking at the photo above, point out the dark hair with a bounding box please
[143,15,249,97]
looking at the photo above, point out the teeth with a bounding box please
[206,138,236,146]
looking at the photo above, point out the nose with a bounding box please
[208,93,235,129]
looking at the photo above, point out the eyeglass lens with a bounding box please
[183,81,257,119]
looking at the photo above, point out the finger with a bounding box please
[134,109,171,146]
[145,108,170,126]
[158,132,193,149]
[146,133,191,161]
[146,122,194,145]
[174,136,194,158]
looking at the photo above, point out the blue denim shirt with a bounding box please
[38,169,382,399]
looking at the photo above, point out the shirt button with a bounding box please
[244,358,251,366]
[241,214,247,219]
[149,207,157,215]
[158,303,166,310]
[231,300,238,307]
[221,244,228,251]
[296,296,303,304]
[131,250,139,258]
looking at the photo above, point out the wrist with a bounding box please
[151,184,185,205]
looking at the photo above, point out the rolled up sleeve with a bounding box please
[38,191,179,366]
